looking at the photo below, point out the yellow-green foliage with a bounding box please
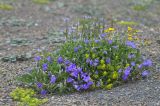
[10,87,48,106]
[0,4,13,10]
[117,21,138,26]
[132,5,147,11]
[104,83,113,90]
[33,0,50,4]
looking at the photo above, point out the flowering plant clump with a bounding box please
[17,17,152,95]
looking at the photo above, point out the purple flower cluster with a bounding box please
[108,40,113,44]
[57,56,64,64]
[74,47,79,52]
[65,63,93,91]
[47,56,52,62]
[131,61,136,66]
[128,54,135,59]
[40,90,47,96]
[118,69,122,73]
[50,75,56,84]
[142,59,152,67]
[112,46,118,49]
[84,39,89,44]
[138,59,152,69]
[74,45,82,53]
[93,59,99,66]
[122,66,131,80]
[42,63,48,71]
[34,56,41,62]
[86,58,99,67]
[64,60,70,65]
[106,58,110,64]
[126,41,136,48]
[36,82,43,88]
[95,39,100,43]
[100,33,106,38]
[142,70,149,77]
[36,82,47,96]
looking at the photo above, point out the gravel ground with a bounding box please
[46,78,160,106]
[0,0,160,106]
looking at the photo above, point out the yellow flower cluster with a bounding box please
[127,27,133,41]
[127,26,143,42]
[104,27,115,33]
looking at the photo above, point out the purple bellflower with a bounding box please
[50,75,56,84]
[126,41,136,48]
[142,70,149,77]
[57,56,64,64]
[40,90,47,96]
[34,56,41,62]
[42,63,48,71]
[36,82,43,89]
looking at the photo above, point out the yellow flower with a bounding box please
[108,27,115,31]
[104,27,115,32]
[128,34,132,37]
[128,27,132,31]
[105,83,113,90]
[128,37,133,41]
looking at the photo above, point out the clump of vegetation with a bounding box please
[1,52,32,62]
[10,87,48,106]
[130,0,154,11]
[33,0,50,4]
[0,3,13,10]
[117,21,139,26]
[17,17,152,95]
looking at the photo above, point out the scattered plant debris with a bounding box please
[1,52,32,62]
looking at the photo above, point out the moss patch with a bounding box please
[33,0,50,4]
[0,4,13,10]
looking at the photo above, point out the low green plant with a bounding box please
[17,17,152,95]
[130,0,154,11]
[33,0,50,4]
[10,87,48,106]
[117,21,139,26]
[0,3,13,10]
[132,5,147,11]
